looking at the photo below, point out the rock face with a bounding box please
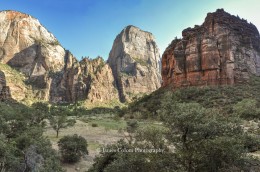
[0,10,66,100]
[51,56,118,104]
[162,9,260,88]
[0,11,161,104]
[79,58,118,103]
[0,10,116,104]
[0,11,65,74]
[108,25,161,102]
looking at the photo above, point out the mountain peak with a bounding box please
[0,10,34,20]
[108,25,161,102]
[162,9,260,88]
[121,25,154,37]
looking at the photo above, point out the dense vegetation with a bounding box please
[0,101,86,171]
[1,76,260,171]
[89,77,260,172]
[49,106,76,138]
[0,101,64,172]
[126,76,260,119]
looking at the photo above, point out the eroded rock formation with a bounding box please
[108,25,161,102]
[0,10,117,103]
[0,10,67,100]
[162,9,260,88]
[80,58,118,103]
[0,11,65,73]
[0,11,161,104]
[51,56,118,104]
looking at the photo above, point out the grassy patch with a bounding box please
[133,56,148,66]
[84,99,125,110]
[86,118,127,130]
[88,141,101,151]
[0,63,26,83]
[45,134,60,142]
[0,63,41,104]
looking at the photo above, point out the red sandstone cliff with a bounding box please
[162,9,260,88]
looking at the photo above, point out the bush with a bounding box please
[0,101,64,171]
[244,134,260,152]
[58,134,88,163]
[126,120,138,133]
[233,99,260,119]
[91,123,98,127]
[161,102,250,171]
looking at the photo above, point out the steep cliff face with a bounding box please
[0,11,162,105]
[162,9,260,88]
[0,11,65,73]
[79,58,118,104]
[51,56,118,104]
[0,10,66,100]
[108,25,161,102]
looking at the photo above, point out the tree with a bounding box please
[125,120,138,143]
[49,106,76,138]
[161,102,247,172]
[89,132,177,172]
[0,136,20,172]
[126,120,139,133]
[71,103,88,117]
[31,102,50,127]
[58,134,88,163]
[90,102,258,172]
[0,101,64,172]
[233,99,260,152]
[233,99,260,119]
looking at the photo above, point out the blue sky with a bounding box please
[0,0,260,60]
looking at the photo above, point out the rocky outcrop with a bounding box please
[0,11,65,73]
[0,11,161,105]
[80,58,118,103]
[0,70,11,101]
[108,25,161,102]
[0,10,66,100]
[162,9,260,88]
[51,56,118,104]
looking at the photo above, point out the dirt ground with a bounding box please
[44,119,124,172]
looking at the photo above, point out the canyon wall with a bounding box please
[162,9,260,88]
[108,25,161,102]
[0,11,161,104]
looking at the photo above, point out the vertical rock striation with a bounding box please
[108,25,161,102]
[162,9,260,88]
[0,10,66,100]
[51,56,118,104]
[0,11,65,73]
[0,11,161,104]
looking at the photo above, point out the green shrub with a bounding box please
[91,123,98,127]
[233,99,260,119]
[58,134,88,163]
[244,134,260,152]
